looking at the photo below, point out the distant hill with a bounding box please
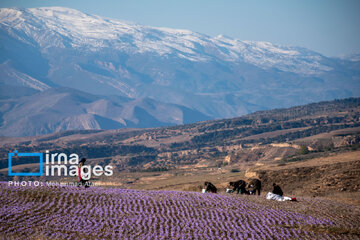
[0,85,210,137]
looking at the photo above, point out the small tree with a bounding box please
[298,145,309,155]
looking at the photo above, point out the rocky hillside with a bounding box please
[0,97,359,173]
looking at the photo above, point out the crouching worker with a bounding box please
[248,179,262,196]
[266,183,296,201]
[78,158,90,188]
[272,183,283,196]
[228,180,249,194]
[204,181,217,193]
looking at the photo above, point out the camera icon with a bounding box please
[8,150,43,176]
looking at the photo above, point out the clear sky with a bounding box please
[1,0,359,57]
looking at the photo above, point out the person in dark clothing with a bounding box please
[78,158,89,188]
[248,179,262,196]
[272,183,283,196]
[204,181,217,193]
[229,180,249,194]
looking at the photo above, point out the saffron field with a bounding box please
[0,183,359,239]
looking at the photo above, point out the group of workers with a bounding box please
[203,179,292,200]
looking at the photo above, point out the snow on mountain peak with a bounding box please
[0,7,332,74]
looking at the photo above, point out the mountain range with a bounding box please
[0,7,360,136]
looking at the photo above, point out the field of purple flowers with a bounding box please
[0,183,359,239]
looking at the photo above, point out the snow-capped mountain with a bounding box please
[0,7,359,136]
[1,7,332,74]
